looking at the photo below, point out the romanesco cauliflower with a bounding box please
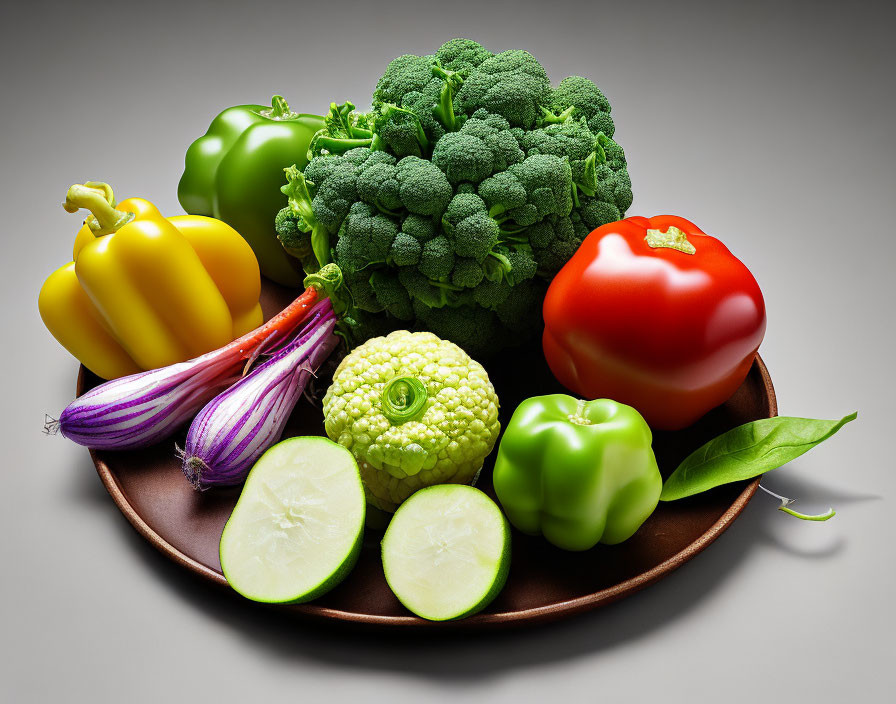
[322,330,500,512]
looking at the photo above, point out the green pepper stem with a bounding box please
[63,182,134,235]
[567,399,593,426]
[381,376,428,425]
[262,95,298,120]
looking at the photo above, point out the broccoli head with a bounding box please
[274,38,633,358]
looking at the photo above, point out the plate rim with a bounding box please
[83,355,776,628]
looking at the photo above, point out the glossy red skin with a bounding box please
[543,215,766,430]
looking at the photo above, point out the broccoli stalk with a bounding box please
[309,102,376,157]
[431,62,464,131]
[570,132,610,204]
[325,101,373,140]
[279,165,332,266]
[537,105,576,125]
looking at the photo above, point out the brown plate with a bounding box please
[79,280,776,628]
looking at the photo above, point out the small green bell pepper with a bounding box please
[492,395,662,551]
[178,96,325,286]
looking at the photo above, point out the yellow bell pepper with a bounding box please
[39,182,264,380]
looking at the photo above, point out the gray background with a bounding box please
[2,0,893,701]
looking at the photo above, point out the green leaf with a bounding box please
[660,413,857,501]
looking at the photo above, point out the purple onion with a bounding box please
[48,288,322,450]
[52,352,242,451]
[181,300,339,490]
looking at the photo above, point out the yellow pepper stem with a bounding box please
[63,182,135,235]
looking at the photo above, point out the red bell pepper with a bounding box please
[542,215,766,430]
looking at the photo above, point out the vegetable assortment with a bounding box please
[38,37,860,622]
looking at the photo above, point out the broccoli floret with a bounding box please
[516,118,602,199]
[527,215,584,276]
[400,214,438,243]
[343,270,383,313]
[418,235,455,280]
[431,110,524,184]
[395,156,453,216]
[371,103,431,158]
[542,76,615,138]
[434,38,493,73]
[483,245,537,286]
[389,232,422,266]
[592,135,634,214]
[278,165,335,266]
[431,133,493,184]
[308,160,359,234]
[472,277,511,311]
[441,193,500,261]
[478,153,573,227]
[372,53,455,142]
[456,50,551,128]
[398,268,453,309]
[369,271,414,320]
[356,160,402,214]
[373,54,437,108]
[451,257,486,289]
[274,206,310,258]
[334,202,399,274]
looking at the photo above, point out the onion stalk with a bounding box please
[181,299,339,490]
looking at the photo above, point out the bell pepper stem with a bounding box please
[261,95,298,121]
[63,182,134,235]
[645,226,697,255]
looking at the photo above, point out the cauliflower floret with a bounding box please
[322,330,500,511]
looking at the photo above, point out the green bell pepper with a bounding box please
[492,395,662,551]
[178,95,325,286]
